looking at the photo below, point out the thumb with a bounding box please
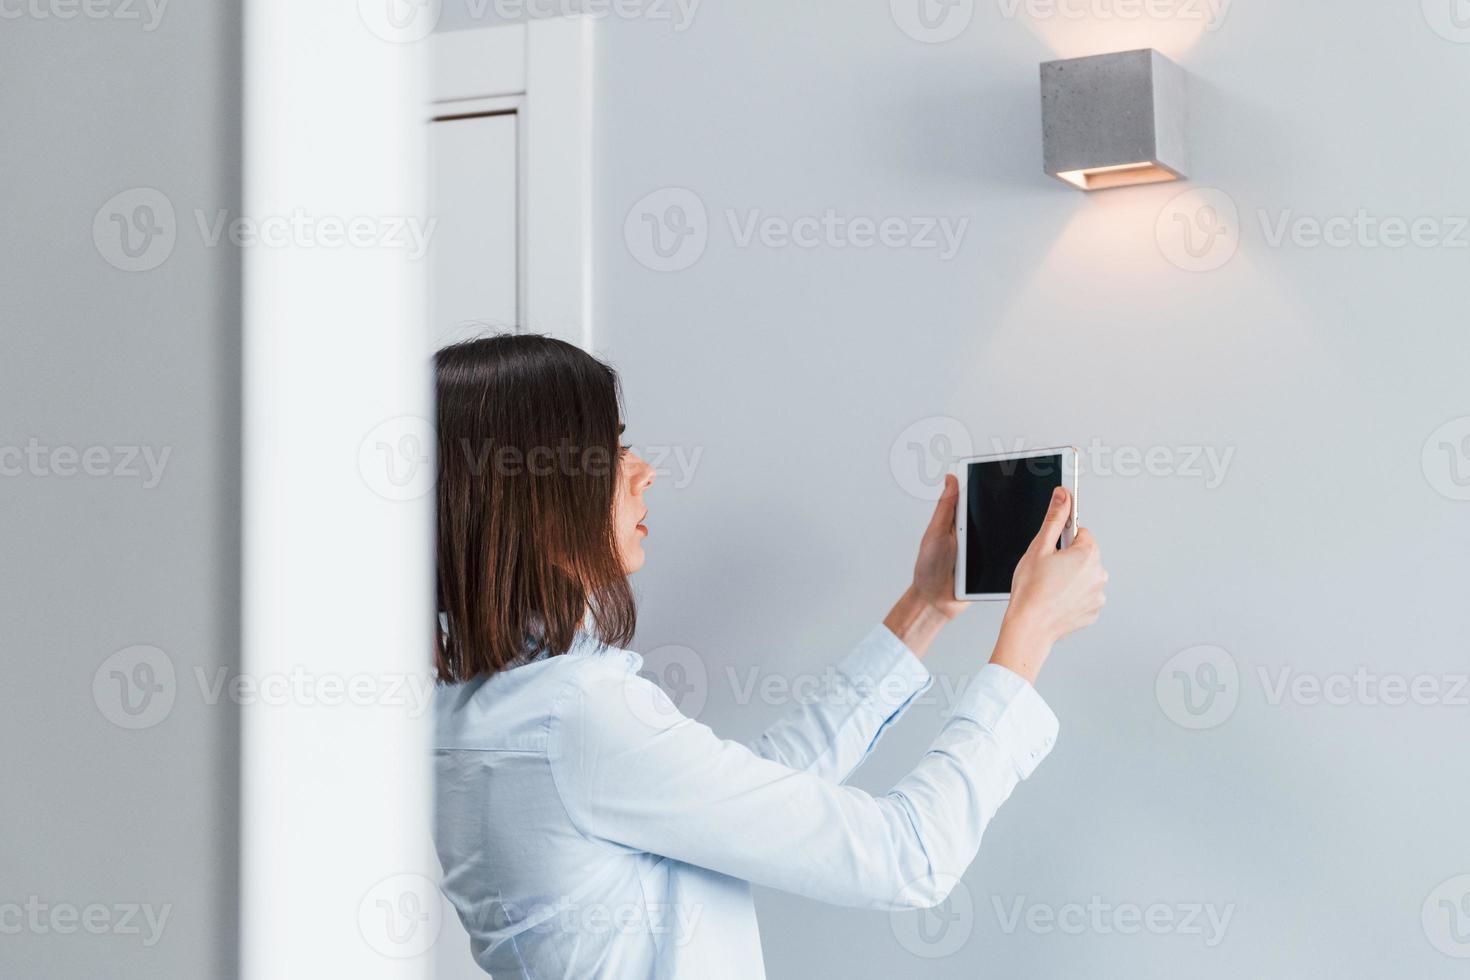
[1031,486,1072,552]
[925,474,959,537]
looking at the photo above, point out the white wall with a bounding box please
[0,5,241,979]
[581,2,1468,978]
[434,2,1470,976]
[2,7,434,979]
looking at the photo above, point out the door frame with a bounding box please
[431,18,596,351]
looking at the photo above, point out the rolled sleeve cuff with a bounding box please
[848,624,934,714]
[826,626,934,767]
[949,663,1060,780]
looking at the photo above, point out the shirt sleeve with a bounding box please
[547,652,1059,910]
[746,625,933,784]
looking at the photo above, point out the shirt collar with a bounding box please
[438,612,642,673]
[503,631,642,673]
[563,632,643,673]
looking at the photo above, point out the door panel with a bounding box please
[430,112,518,347]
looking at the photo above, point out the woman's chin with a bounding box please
[622,545,646,575]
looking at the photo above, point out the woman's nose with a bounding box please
[635,457,657,491]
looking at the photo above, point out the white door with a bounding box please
[430,111,519,347]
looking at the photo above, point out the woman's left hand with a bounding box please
[884,474,965,658]
[909,474,967,622]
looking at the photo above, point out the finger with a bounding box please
[1074,530,1104,564]
[1031,486,1072,552]
[926,474,959,537]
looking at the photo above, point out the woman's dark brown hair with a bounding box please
[434,334,635,682]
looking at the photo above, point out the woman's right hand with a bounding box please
[989,487,1107,684]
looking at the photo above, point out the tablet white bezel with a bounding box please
[953,446,1079,602]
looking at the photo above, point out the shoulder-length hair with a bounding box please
[434,334,636,682]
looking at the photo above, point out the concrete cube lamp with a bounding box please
[1040,48,1188,191]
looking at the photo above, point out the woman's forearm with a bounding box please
[884,587,1055,686]
[989,615,1054,686]
[882,587,953,660]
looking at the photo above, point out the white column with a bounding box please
[242,1,434,977]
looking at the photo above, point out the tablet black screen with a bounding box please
[964,453,1064,595]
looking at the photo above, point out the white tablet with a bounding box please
[954,446,1079,602]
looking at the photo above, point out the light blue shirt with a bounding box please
[433,625,1059,979]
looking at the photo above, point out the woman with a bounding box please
[432,335,1107,979]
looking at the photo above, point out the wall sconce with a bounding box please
[1041,48,1188,191]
